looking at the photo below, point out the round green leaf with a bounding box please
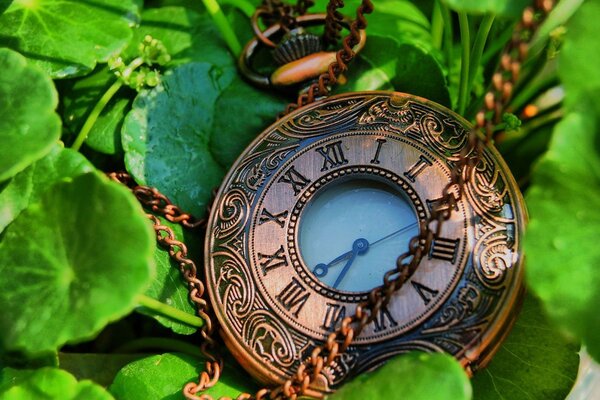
[122,63,228,216]
[472,293,579,399]
[0,48,61,182]
[59,353,148,388]
[330,352,472,400]
[442,0,529,18]
[345,36,450,107]
[0,144,94,232]
[524,105,600,361]
[211,77,286,168]
[0,0,138,78]
[109,353,257,399]
[0,172,155,355]
[559,1,600,109]
[139,217,199,335]
[0,367,114,400]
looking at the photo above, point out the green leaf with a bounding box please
[346,36,450,107]
[558,1,600,109]
[0,173,155,355]
[122,63,228,216]
[123,6,234,68]
[59,353,149,388]
[60,6,236,155]
[442,0,529,18]
[471,294,579,399]
[524,104,600,361]
[0,0,138,78]
[211,77,286,167]
[0,144,94,232]
[330,352,472,400]
[525,0,600,363]
[139,217,199,335]
[0,48,61,182]
[109,353,257,399]
[0,367,114,400]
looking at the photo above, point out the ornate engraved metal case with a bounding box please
[205,92,526,391]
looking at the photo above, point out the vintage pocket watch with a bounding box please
[204,91,526,392]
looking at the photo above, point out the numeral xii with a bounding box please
[315,141,348,171]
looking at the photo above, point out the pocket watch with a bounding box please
[114,0,551,397]
[204,91,526,392]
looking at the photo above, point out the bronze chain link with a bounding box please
[111,0,555,398]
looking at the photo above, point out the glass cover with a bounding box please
[299,179,419,293]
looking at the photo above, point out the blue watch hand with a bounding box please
[332,238,369,289]
[369,222,419,247]
[312,222,417,280]
[313,250,353,278]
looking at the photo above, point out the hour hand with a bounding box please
[313,250,353,278]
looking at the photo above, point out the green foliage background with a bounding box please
[0,0,596,398]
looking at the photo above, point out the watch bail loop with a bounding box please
[239,13,366,89]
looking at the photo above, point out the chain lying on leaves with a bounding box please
[107,173,220,367]
[111,0,554,399]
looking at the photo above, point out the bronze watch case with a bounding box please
[204,92,526,393]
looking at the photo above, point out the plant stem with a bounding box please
[70,57,145,152]
[481,24,514,65]
[219,0,255,18]
[113,337,203,356]
[201,0,242,56]
[440,3,453,91]
[136,294,205,328]
[468,14,495,92]
[431,0,444,50]
[457,12,471,115]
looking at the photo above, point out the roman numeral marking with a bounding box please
[321,303,347,331]
[429,237,460,263]
[278,166,311,196]
[258,208,288,228]
[315,140,348,171]
[404,155,433,183]
[370,138,386,164]
[258,245,288,275]
[410,281,439,305]
[372,304,398,332]
[276,277,311,318]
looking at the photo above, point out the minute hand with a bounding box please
[369,222,419,247]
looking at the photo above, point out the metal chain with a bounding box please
[275,2,555,398]
[252,0,315,48]
[283,0,374,115]
[111,1,554,399]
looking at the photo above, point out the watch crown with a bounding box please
[272,28,322,65]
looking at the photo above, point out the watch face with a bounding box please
[205,92,526,390]
[299,178,419,293]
